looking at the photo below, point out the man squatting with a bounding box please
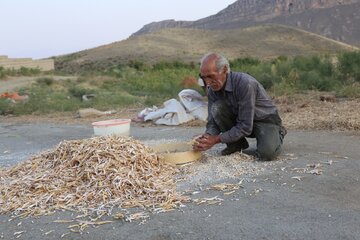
[193,53,287,161]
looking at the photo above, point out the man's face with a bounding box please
[199,58,227,92]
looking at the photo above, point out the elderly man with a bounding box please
[193,53,286,160]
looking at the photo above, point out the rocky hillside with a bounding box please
[133,0,360,47]
[134,20,192,36]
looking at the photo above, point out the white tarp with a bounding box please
[178,89,208,122]
[144,98,195,125]
[139,89,208,126]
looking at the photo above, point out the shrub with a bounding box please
[19,67,41,76]
[91,91,138,108]
[108,67,124,78]
[119,68,195,99]
[337,83,360,98]
[0,98,12,115]
[257,73,274,89]
[101,80,120,91]
[299,71,323,90]
[128,60,147,71]
[152,61,193,70]
[318,58,333,77]
[274,61,292,79]
[338,51,360,83]
[68,87,94,99]
[230,57,260,69]
[270,79,297,96]
[292,55,320,72]
[36,77,54,86]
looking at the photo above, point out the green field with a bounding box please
[1,51,359,116]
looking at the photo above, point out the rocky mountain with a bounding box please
[133,20,192,36]
[132,0,360,47]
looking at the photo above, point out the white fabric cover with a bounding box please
[140,89,208,125]
[178,89,208,121]
[144,98,194,125]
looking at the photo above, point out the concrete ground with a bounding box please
[0,122,359,240]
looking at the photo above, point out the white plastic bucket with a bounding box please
[92,119,131,136]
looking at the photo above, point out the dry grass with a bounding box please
[56,24,358,68]
[0,136,188,218]
[276,93,360,131]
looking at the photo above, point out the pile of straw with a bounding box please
[277,94,360,131]
[0,136,186,217]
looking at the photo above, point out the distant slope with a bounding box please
[267,3,360,46]
[55,25,358,72]
[133,0,360,48]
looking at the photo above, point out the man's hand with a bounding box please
[193,134,221,151]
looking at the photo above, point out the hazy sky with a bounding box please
[0,0,236,59]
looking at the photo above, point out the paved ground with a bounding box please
[0,122,359,240]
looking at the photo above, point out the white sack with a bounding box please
[145,98,194,125]
[178,89,208,121]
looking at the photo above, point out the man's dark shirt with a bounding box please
[205,71,278,143]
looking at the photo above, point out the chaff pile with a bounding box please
[175,151,262,189]
[277,94,360,131]
[0,136,187,217]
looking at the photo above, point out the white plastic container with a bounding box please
[92,119,131,136]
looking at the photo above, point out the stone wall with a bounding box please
[0,55,54,71]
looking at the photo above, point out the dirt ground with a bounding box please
[0,119,359,239]
[0,76,77,93]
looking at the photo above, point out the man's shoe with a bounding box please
[221,146,243,156]
[221,138,249,156]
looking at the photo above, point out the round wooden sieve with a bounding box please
[151,142,202,165]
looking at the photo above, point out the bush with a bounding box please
[36,77,54,86]
[68,87,94,99]
[101,79,121,91]
[108,66,125,78]
[257,73,274,89]
[119,68,195,99]
[152,61,195,71]
[270,79,297,96]
[128,60,148,71]
[0,98,12,115]
[274,61,292,79]
[318,58,333,77]
[338,51,360,83]
[19,67,41,76]
[292,55,320,72]
[91,91,138,108]
[337,83,360,98]
[299,71,324,90]
[230,57,260,69]
[0,66,41,79]
[0,67,5,79]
